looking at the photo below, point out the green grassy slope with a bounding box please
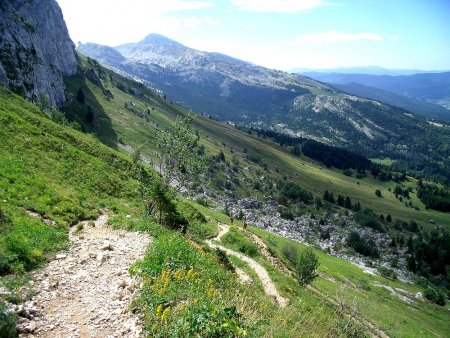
[249,226,450,338]
[0,86,365,337]
[63,56,450,229]
[0,77,448,337]
[0,87,140,275]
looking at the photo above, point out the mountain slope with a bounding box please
[62,55,450,228]
[1,84,449,337]
[302,71,450,114]
[331,82,450,122]
[77,35,450,177]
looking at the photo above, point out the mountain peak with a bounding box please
[138,33,184,47]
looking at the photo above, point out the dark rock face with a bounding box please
[0,0,77,107]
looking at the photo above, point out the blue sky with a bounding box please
[56,0,450,71]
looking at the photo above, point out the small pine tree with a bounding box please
[344,196,352,209]
[329,193,335,204]
[375,189,382,197]
[337,194,344,207]
[386,214,392,222]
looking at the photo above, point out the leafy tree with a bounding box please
[133,113,205,228]
[337,194,344,207]
[216,150,226,162]
[296,248,319,287]
[154,112,205,193]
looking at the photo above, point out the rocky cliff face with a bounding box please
[0,0,77,107]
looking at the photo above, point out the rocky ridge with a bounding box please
[0,0,77,107]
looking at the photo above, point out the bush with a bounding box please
[0,300,17,338]
[295,248,319,287]
[195,197,208,207]
[355,209,383,232]
[423,288,446,306]
[347,232,379,258]
[377,266,397,280]
[282,244,298,265]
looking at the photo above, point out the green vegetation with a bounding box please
[0,87,140,294]
[295,248,319,287]
[221,227,260,257]
[251,226,450,338]
[0,299,17,338]
[131,232,248,337]
[0,207,66,274]
[417,181,450,212]
[1,53,449,337]
[61,55,450,230]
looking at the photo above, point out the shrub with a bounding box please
[195,197,208,207]
[0,300,17,338]
[423,288,446,306]
[334,319,368,338]
[355,209,383,232]
[282,244,298,265]
[347,232,379,258]
[377,266,397,280]
[296,248,319,287]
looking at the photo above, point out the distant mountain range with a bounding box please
[291,66,440,76]
[77,34,450,164]
[301,71,450,122]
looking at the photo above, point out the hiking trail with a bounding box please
[206,223,289,307]
[18,214,150,338]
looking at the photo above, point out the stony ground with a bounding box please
[17,215,151,338]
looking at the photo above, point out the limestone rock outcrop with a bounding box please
[0,0,77,107]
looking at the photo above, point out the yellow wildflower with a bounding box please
[161,307,171,322]
[174,269,184,281]
[156,304,163,317]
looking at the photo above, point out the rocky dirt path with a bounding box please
[249,232,292,276]
[18,214,151,338]
[206,224,289,307]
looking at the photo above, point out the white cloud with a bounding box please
[56,0,215,46]
[182,16,218,28]
[292,30,383,44]
[230,0,325,13]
